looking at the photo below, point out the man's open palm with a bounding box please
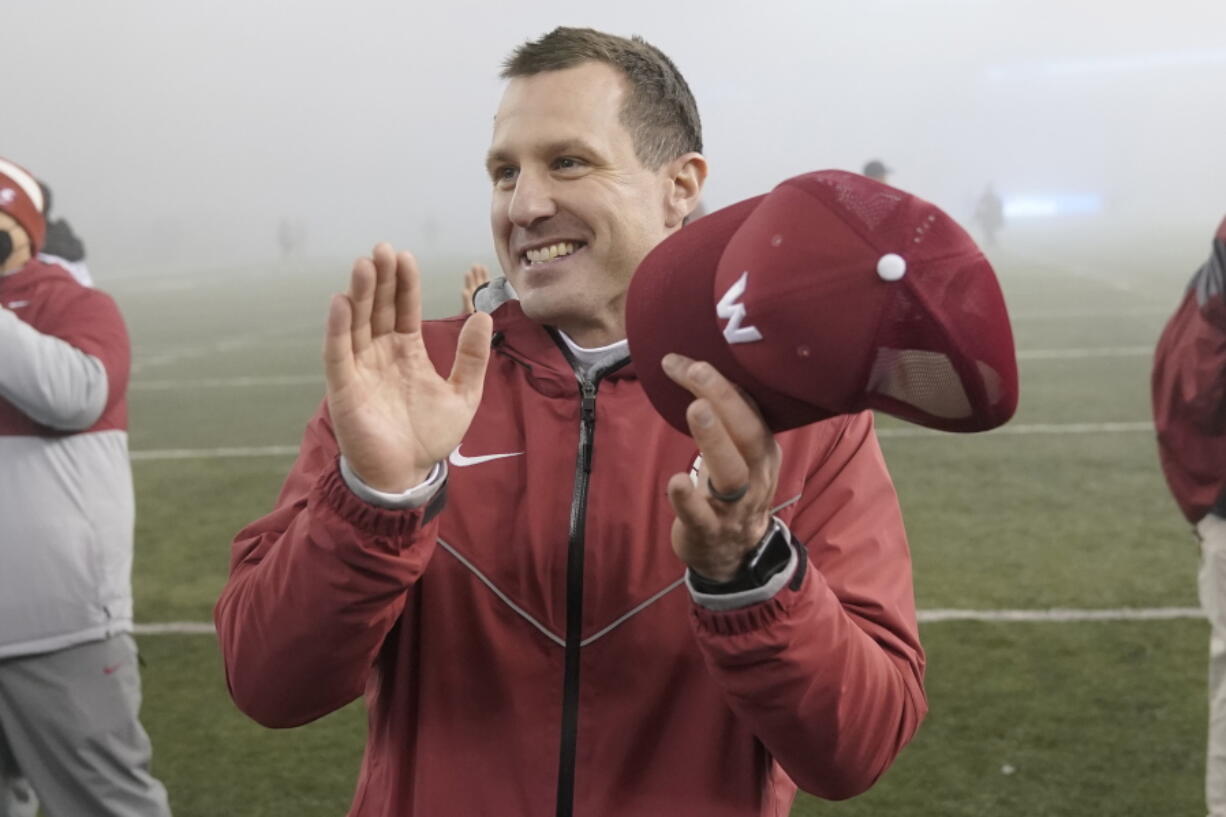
[323,243,493,493]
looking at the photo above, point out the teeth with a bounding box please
[525,242,580,264]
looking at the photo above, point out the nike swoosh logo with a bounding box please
[6,300,29,309]
[103,663,122,675]
[448,446,524,467]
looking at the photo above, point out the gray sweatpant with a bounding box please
[1202,514,1226,817]
[0,633,171,817]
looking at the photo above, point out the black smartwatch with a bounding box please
[688,519,793,595]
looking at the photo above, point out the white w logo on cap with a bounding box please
[716,271,763,344]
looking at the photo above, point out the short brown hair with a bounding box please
[501,27,703,169]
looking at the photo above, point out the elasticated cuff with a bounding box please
[339,456,446,509]
[691,566,808,636]
[316,460,446,539]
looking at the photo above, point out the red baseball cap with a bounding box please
[0,158,46,253]
[626,170,1018,435]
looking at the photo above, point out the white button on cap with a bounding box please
[877,253,907,281]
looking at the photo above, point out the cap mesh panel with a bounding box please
[865,241,1001,427]
[811,174,906,232]
[868,348,972,419]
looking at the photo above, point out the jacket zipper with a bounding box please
[556,376,597,817]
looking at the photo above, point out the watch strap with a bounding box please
[688,518,794,595]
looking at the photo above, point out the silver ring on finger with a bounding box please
[707,477,750,503]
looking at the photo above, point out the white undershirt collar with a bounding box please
[556,330,629,378]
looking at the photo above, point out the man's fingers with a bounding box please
[666,472,718,540]
[461,264,490,315]
[370,243,398,337]
[394,251,423,335]
[459,264,477,315]
[685,398,750,499]
[465,264,490,288]
[448,311,493,400]
[662,353,774,462]
[323,293,355,392]
[348,257,376,354]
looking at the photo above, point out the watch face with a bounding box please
[749,523,792,585]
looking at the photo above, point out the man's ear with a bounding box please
[663,152,708,230]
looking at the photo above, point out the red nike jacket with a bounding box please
[1154,217,1226,524]
[215,297,926,817]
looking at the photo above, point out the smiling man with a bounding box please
[216,28,925,817]
[487,57,703,348]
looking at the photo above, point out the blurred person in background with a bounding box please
[0,158,171,817]
[36,180,92,287]
[862,158,891,183]
[216,27,925,817]
[974,183,1004,247]
[1153,215,1226,817]
[278,217,308,274]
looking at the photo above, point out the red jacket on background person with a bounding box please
[214,290,926,817]
[1154,216,1226,525]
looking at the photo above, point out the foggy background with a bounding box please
[5,0,1224,280]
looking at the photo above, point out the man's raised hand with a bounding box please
[323,243,492,493]
[661,353,780,582]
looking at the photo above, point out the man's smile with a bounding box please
[519,240,588,268]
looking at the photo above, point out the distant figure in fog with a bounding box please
[1153,215,1226,817]
[0,157,172,817]
[277,217,307,273]
[974,184,1004,247]
[862,158,890,184]
[36,181,92,287]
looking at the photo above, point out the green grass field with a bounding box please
[105,244,1207,816]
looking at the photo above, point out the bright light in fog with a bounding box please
[1004,194,1104,219]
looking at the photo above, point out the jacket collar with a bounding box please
[477,278,637,383]
[0,258,74,294]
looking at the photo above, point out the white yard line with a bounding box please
[876,421,1152,438]
[1010,307,1168,320]
[134,622,218,635]
[919,607,1203,623]
[132,374,321,390]
[132,606,1206,636]
[1015,346,1152,360]
[129,445,300,461]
